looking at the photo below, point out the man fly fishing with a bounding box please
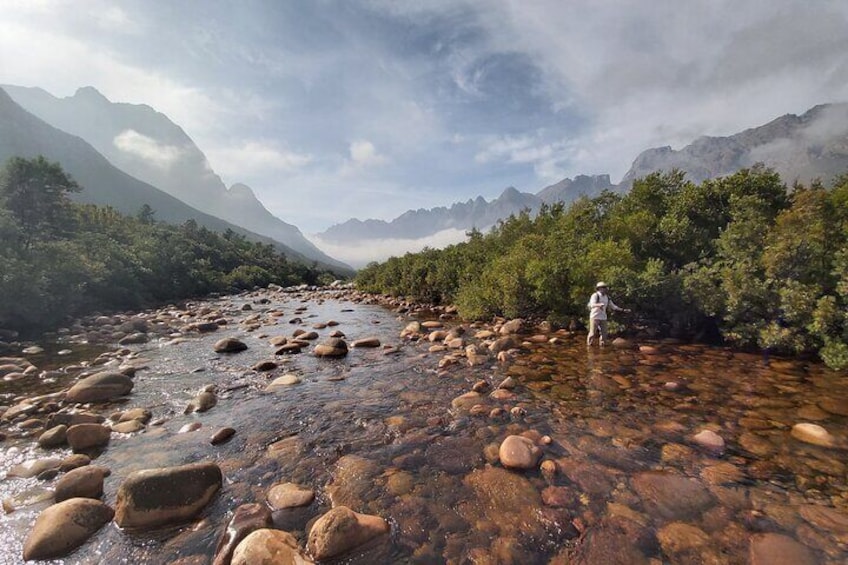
[587,281,630,347]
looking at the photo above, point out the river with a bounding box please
[1,287,846,564]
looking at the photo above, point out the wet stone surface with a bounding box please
[0,287,847,563]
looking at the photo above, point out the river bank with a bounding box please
[1,285,847,563]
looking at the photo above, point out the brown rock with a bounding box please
[498,435,542,470]
[38,425,68,449]
[631,471,714,521]
[22,498,114,561]
[231,529,314,565]
[66,371,134,403]
[210,427,236,445]
[267,482,315,510]
[66,423,111,451]
[657,521,710,557]
[314,338,348,358]
[307,506,389,560]
[351,337,381,348]
[214,337,248,353]
[213,503,273,565]
[115,462,222,530]
[749,532,817,565]
[55,466,108,502]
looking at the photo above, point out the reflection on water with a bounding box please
[1,289,847,564]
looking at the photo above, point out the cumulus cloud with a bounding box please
[309,228,471,268]
[349,140,387,167]
[113,129,185,169]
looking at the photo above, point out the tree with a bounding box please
[0,156,80,249]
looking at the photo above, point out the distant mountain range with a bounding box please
[0,88,353,271]
[2,85,350,272]
[318,103,848,248]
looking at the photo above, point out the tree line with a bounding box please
[0,156,337,334]
[356,166,848,369]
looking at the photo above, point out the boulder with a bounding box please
[499,318,524,335]
[66,424,111,451]
[22,498,114,561]
[498,435,542,470]
[307,506,389,560]
[231,529,314,565]
[66,372,134,403]
[314,338,348,358]
[8,458,62,479]
[213,503,273,565]
[489,336,520,354]
[55,466,108,502]
[114,462,222,530]
[214,338,248,353]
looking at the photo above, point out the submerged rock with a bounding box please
[498,435,542,470]
[791,423,837,447]
[114,462,222,530]
[66,424,111,451]
[749,532,817,565]
[631,471,714,521]
[22,498,114,561]
[267,482,315,510]
[307,506,389,560]
[232,529,314,565]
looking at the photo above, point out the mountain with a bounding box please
[0,88,347,273]
[620,103,848,188]
[2,85,349,271]
[318,175,615,244]
[537,174,615,204]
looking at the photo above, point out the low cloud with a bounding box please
[207,141,313,179]
[113,129,185,169]
[309,227,470,268]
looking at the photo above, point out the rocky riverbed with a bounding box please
[1,286,847,564]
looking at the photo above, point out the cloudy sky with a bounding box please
[2,0,848,233]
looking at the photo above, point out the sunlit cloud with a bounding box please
[113,130,185,169]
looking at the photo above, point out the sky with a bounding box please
[2,0,848,234]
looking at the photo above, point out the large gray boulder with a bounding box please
[66,372,134,403]
[114,462,222,530]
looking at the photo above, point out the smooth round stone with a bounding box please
[214,503,274,565]
[66,424,111,451]
[267,482,315,510]
[231,529,313,565]
[66,371,134,403]
[179,422,202,434]
[498,435,542,470]
[692,429,725,455]
[213,338,248,353]
[252,360,278,372]
[266,374,301,390]
[314,338,348,358]
[55,466,108,502]
[210,427,236,445]
[351,337,381,348]
[112,420,145,434]
[119,408,152,423]
[185,391,217,414]
[38,425,68,448]
[59,454,91,472]
[657,522,710,557]
[791,423,836,447]
[307,506,389,560]
[23,498,114,561]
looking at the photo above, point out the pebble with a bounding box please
[498,435,542,470]
[692,429,725,455]
[210,427,236,445]
[791,422,836,447]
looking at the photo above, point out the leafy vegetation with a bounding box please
[357,166,848,369]
[0,156,338,334]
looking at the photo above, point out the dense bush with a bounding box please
[357,166,848,369]
[0,156,336,334]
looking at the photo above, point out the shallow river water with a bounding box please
[1,288,847,564]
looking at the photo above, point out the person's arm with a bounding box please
[609,298,630,313]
